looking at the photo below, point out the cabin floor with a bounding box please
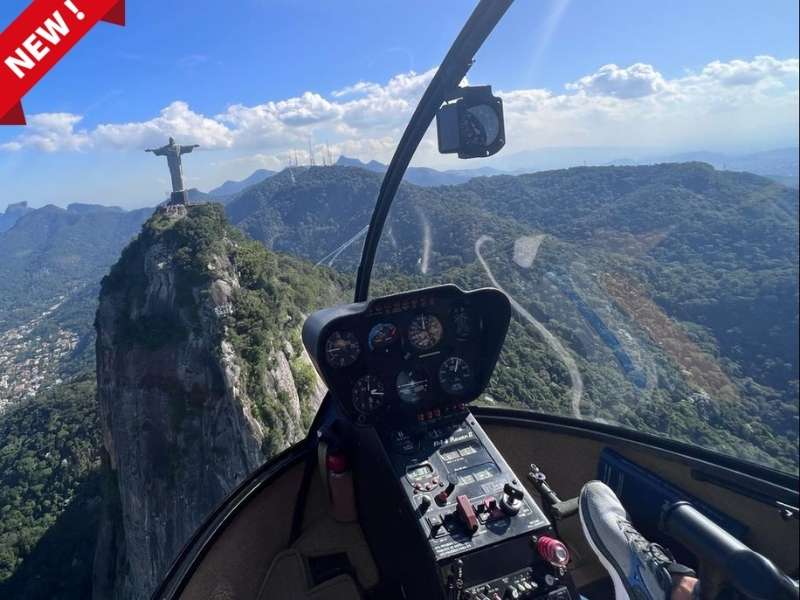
[175,417,798,600]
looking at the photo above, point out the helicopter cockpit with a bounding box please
[152,1,799,599]
[301,283,577,598]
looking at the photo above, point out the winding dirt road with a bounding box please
[475,235,584,419]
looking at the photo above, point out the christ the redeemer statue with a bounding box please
[146,137,199,205]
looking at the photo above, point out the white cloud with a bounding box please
[699,55,798,87]
[1,113,90,152]
[566,63,671,98]
[94,101,234,149]
[1,57,796,168]
[332,81,381,98]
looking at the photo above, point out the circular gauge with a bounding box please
[438,357,473,395]
[396,368,429,404]
[408,313,444,351]
[325,331,360,368]
[451,306,472,340]
[461,104,501,147]
[352,375,385,414]
[368,322,399,351]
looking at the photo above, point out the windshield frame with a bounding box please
[353,0,513,302]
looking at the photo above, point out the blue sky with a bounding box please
[1,0,798,209]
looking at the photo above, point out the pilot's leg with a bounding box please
[578,480,700,600]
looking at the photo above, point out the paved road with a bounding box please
[475,235,584,419]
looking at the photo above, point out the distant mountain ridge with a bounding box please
[334,155,505,185]
[502,146,799,177]
[0,201,33,232]
[208,169,276,197]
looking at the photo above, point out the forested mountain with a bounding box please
[227,163,799,469]
[0,377,101,599]
[0,160,797,596]
[0,204,150,407]
[0,202,33,233]
[0,203,150,331]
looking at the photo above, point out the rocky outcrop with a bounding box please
[93,205,333,600]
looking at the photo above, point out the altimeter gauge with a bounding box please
[325,330,360,368]
[438,356,473,395]
[352,375,385,414]
[408,313,443,351]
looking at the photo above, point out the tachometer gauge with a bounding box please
[325,330,360,368]
[396,368,429,404]
[408,313,443,351]
[438,357,473,395]
[451,306,472,340]
[352,375,385,414]
[368,322,399,351]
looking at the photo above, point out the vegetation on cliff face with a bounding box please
[102,203,343,454]
[227,241,344,453]
[0,376,101,599]
[93,203,347,598]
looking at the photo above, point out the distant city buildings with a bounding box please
[0,297,79,412]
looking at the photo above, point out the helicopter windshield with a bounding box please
[355,2,799,475]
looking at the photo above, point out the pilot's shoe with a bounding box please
[579,480,695,600]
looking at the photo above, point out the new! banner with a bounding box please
[0,0,125,125]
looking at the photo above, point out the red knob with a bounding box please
[537,536,570,567]
[326,453,348,474]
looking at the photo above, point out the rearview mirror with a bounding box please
[436,85,505,159]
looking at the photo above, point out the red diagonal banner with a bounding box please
[0,0,125,125]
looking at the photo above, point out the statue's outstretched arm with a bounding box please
[180,144,199,153]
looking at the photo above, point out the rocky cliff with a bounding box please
[93,204,339,599]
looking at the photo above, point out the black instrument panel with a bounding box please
[302,285,511,424]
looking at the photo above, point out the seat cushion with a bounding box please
[257,549,362,600]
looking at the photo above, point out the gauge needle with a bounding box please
[399,380,421,388]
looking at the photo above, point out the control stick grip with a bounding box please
[661,501,799,600]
